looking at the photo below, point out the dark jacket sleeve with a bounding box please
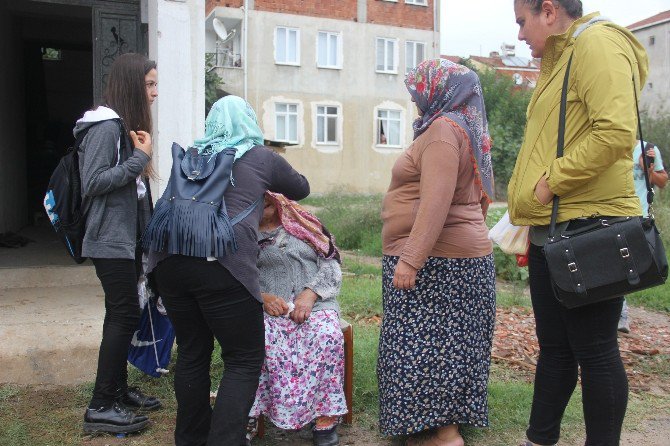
[79,121,151,197]
[268,150,310,201]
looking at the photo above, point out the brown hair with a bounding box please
[515,0,583,19]
[103,53,157,178]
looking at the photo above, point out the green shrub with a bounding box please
[205,54,223,114]
[303,193,383,256]
[641,110,670,163]
[460,61,532,199]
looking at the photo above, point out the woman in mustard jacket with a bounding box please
[508,1,648,445]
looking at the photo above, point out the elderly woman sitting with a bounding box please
[246,192,346,446]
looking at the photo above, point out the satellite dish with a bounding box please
[513,73,523,86]
[213,18,236,45]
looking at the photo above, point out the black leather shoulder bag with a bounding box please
[543,54,668,309]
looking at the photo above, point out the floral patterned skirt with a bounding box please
[378,255,496,436]
[249,309,348,429]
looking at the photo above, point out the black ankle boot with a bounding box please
[83,401,149,434]
[120,387,162,411]
[313,426,339,446]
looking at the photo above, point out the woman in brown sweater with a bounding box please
[378,59,496,446]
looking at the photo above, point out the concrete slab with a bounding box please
[0,265,99,289]
[0,222,110,385]
[0,283,104,384]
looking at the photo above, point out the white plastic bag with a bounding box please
[489,211,529,255]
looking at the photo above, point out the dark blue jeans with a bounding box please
[153,256,264,446]
[526,243,628,446]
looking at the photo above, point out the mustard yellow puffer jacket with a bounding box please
[507,12,649,226]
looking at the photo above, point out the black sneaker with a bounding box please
[83,401,149,434]
[120,387,162,411]
[313,427,339,446]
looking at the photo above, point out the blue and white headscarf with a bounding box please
[193,95,264,161]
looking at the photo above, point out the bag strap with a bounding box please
[230,196,263,226]
[632,82,654,217]
[549,53,651,238]
[548,54,574,239]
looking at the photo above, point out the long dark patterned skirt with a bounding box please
[377,255,496,436]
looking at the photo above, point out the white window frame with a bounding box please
[315,105,340,145]
[275,102,299,143]
[405,40,426,74]
[405,0,427,5]
[376,108,402,148]
[317,31,342,69]
[376,37,398,74]
[274,26,300,66]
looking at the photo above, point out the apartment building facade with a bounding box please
[629,10,670,117]
[205,0,440,193]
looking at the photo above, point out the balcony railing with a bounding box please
[206,48,242,68]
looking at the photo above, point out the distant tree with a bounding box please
[641,110,670,163]
[465,61,532,199]
[205,53,223,114]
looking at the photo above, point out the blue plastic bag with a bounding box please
[127,299,175,378]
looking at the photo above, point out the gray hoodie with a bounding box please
[73,106,151,259]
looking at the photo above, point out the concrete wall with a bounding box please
[235,10,436,193]
[148,0,206,195]
[0,1,27,233]
[633,23,670,117]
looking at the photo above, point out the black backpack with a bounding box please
[43,119,123,263]
[142,143,261,258]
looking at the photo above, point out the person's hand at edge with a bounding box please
[534,175,554,205]
[130,130,152,157]
[290,288,318,324]
[393,260,418,290]
[262,292,289,317]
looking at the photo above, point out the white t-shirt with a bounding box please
[632,142,664,217]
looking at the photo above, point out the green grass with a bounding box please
[635,354,670,380]
[626,194,670,313]
[342,257,382,276]
[351,325,382,430]
[339,275,383,321]
[0,421,29,446]
[628,284,670,313]
[496,289,531,308]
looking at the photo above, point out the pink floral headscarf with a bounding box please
[265,192,340,262]
[405,59,494,201]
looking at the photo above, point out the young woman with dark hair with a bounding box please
[74,52,160,435]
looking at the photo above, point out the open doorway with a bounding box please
[0,0,92,266]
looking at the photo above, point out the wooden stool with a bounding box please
[257,318,354,438]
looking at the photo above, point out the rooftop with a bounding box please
[628,10,670,31]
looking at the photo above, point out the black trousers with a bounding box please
[526,243,628,446]
[153,256,265,446]
[90,258,141,408]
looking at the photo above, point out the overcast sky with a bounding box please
[440,0,669,59]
